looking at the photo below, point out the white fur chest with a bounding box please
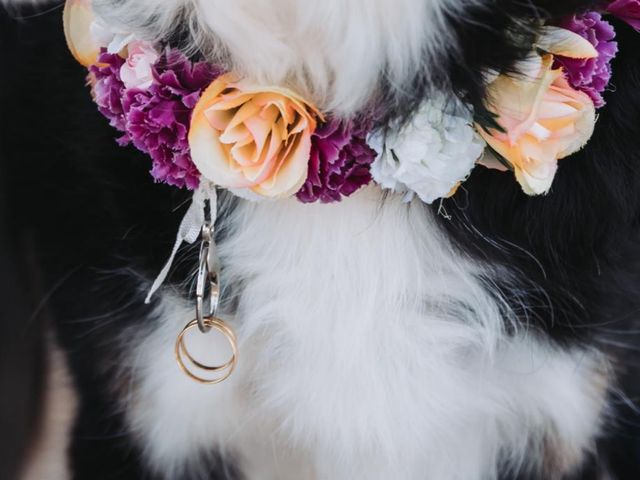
[126,187,606,480]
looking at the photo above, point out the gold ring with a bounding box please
[179,320,236,372]
[175,317,238,384]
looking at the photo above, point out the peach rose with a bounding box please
[189,74,322,199]
[478,29,599,195]
[63,0,100,67]
[479,54,596,195]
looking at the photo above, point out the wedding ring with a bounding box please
[175,317,238,384]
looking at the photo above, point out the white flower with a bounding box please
[370,96,486,204]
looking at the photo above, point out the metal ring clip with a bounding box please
[195,223,220,333]
[175,219,238,385]
[174,317,238,385]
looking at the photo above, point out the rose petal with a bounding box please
[515,160,557,195]
[537,26,599,59]
[190,76,252,188]
[63,0,101,67]
[253,133,312,197]
[190,118,252,188]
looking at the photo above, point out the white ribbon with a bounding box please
[145,184,217,304]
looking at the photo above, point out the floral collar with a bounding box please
[65,0,638,204]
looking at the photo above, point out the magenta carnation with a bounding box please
[554,12,618,108]
[89,51,129,144]
[91,48,220,189]
[608,0,640,32]
[296,119,376,203]
[121,49,221,189]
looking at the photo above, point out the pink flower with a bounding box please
[89,51,129,141]
[608,0,640,32]
[120,41,159,90]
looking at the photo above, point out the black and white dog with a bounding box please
[2,0,640,479]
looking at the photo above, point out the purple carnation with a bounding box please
[554,12,618,108]
[89,51,129,144]
[296,119,376,203]
[608,0,640,32]
[121,49,221,189]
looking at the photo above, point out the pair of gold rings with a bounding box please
[175,317,238,384]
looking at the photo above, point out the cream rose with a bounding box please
[64,0,138,67]
[63,0,100,67]
[478,27,600,195]
[478,53,596,195]
[189,74,321,199]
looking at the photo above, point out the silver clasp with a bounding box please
[195,222,220,333]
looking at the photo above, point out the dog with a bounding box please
[2,0,640,479]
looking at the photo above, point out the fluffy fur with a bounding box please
[95,0,461,115]
[126,189,609,479]
[2,1,640,479]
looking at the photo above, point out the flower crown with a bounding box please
[64,0,640,204]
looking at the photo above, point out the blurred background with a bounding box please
[1,1,189,476]
[1,3,70,478]
[0,2,150,478]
